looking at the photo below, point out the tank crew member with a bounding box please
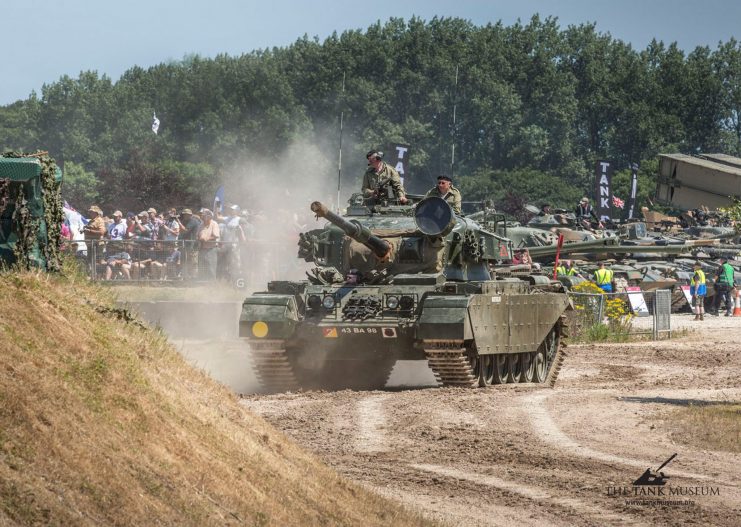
[424,175,462,214]
[690,261,707,321]
[361,149,407,204]
[593,261,614,292]
[712,256,735,316]
[575,197,604,229]
[344,268,361,285]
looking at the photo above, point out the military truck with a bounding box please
[239,195,572,392]
[0,152,64,271]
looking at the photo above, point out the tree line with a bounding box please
[1,15,740,215]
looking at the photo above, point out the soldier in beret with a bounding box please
[424,175,462,214]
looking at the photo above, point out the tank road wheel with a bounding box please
[492,355,508,384]
[520,352,534,383]
[507,354,523,383]
[468,353,482,381]
[532,349,547,383]
[479,355,495,387]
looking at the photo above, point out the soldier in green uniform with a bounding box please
[424,175,462,214]
[361,150,407,204]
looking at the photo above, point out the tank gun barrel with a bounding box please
[310,201,391,259]
[527,237,710,258]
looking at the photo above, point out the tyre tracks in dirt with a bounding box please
[241,325,741,526]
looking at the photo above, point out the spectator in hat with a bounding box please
[107,211,127,240]
[147,207,164,240]
[161,207,180,241]
[131,211,153,240]
[83,206,106,240]
[177,208,201,241]
[424,175,462,214]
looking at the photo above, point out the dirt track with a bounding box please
[241,318,741,526]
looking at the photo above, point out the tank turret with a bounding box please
[310,201,391,259]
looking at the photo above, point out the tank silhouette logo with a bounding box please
[633,453,676,486]
[323,328,338,338]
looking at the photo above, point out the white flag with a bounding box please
[152,112,160,134]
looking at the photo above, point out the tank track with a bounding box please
[546,314,569,387]
[423,339,477,387]
[423,314,569,388]
[248,339,299,392]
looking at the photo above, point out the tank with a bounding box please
[239,196,572,392]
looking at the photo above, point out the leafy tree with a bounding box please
[61,161,100,207]
[0,16,738,211]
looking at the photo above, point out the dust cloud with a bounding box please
[219,136,364,285]
[127,136,371,395]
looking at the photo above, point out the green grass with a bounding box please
[666,404,741,453]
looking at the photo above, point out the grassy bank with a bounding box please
[0,269,434,526]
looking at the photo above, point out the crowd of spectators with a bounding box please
[61,202,316,285]
[61,204,253,282]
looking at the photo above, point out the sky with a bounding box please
[3,0,740,105]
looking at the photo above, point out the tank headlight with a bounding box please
[386,295,400,309]
[322,295,336,309]
[399,295,414,310]
[308,295,322,310]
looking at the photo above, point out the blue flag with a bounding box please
[213,185,225,215]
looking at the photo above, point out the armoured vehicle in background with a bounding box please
[239,195,572,392]
[0,152,63,271]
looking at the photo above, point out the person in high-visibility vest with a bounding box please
[593,261,614,292]
[556,260,582,278]
[565,260,584,278]
[690,261,707,321]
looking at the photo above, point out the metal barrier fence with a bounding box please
[66,239,306,286]
[568,289,672,339]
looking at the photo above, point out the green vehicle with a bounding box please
[239,196,572,392]
[0,152,63,271]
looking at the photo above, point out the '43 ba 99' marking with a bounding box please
[341,327,379,334]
